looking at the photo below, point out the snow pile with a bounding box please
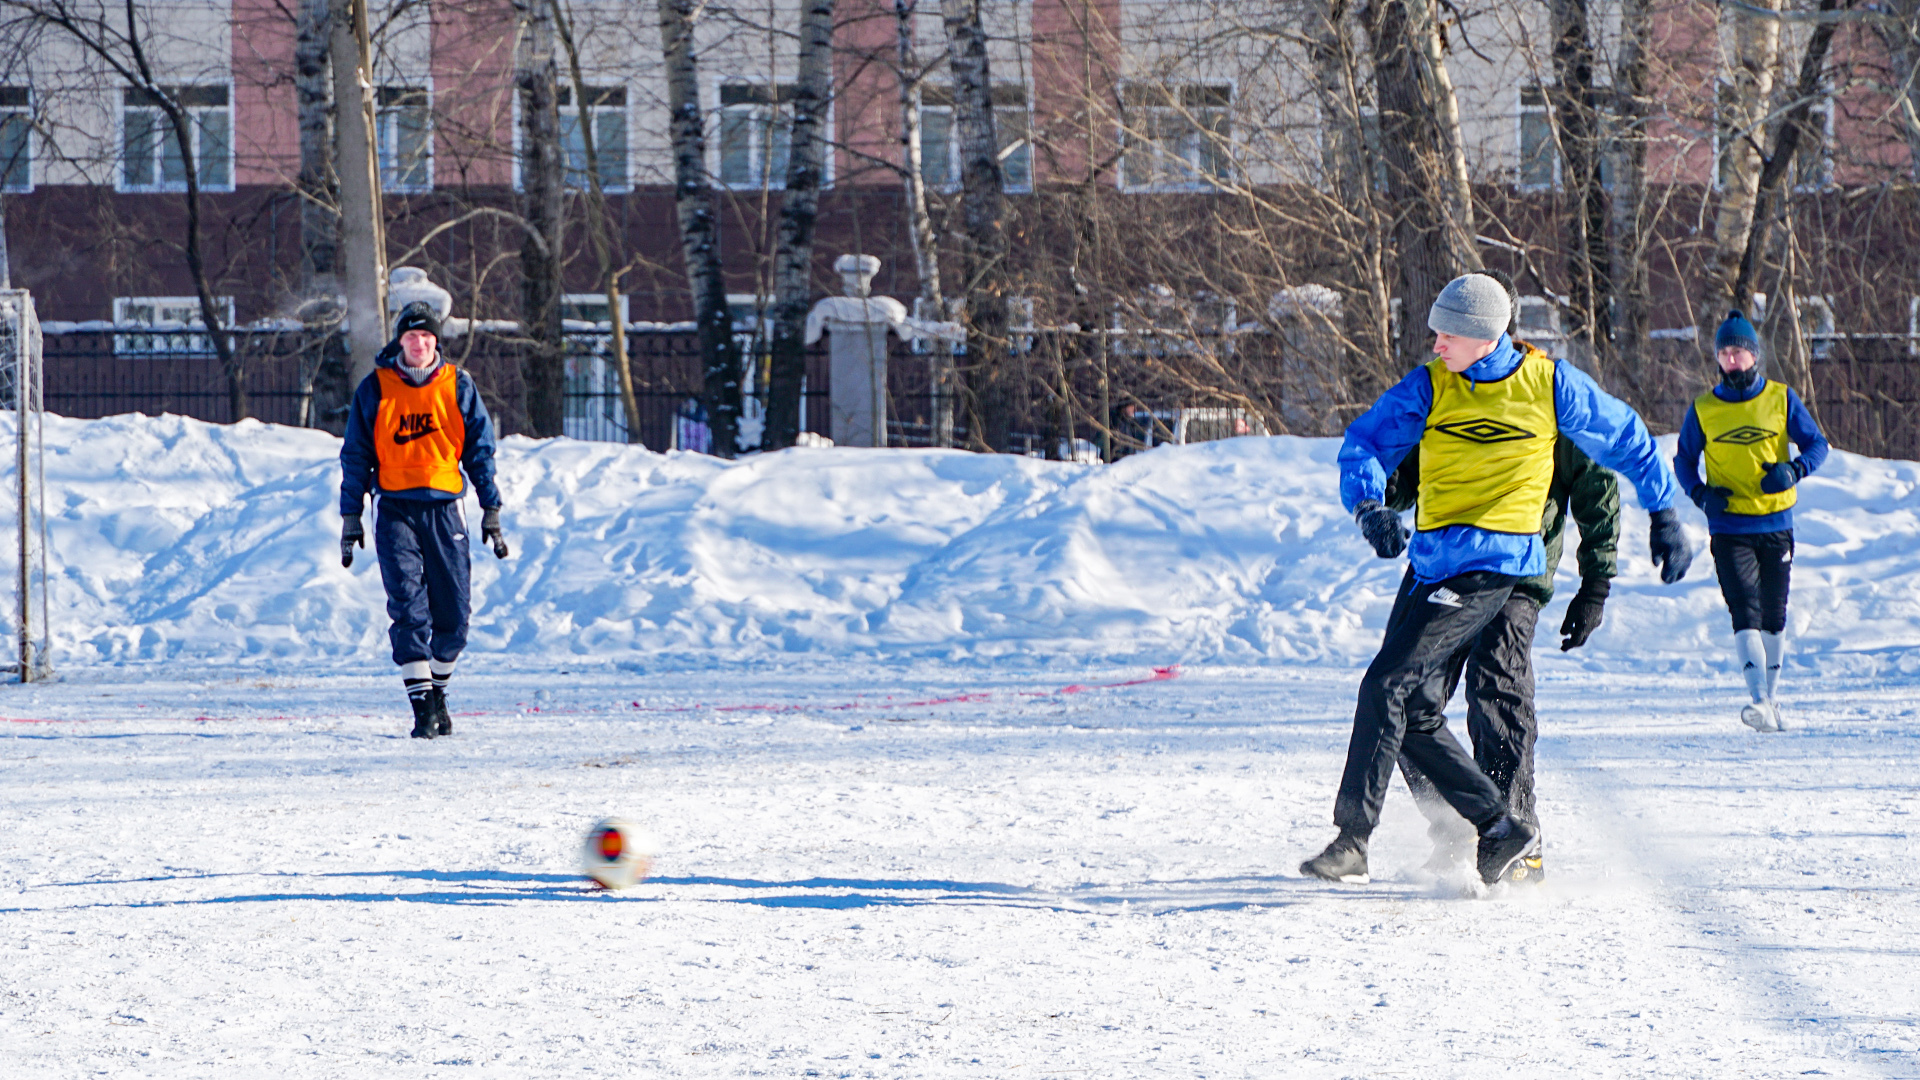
[9,412,1920,671]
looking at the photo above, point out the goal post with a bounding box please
[1,288,51,682]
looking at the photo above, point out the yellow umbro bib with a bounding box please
[1695,379,1795,516]
[1416,346,1558,534]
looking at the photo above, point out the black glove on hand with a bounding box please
[341,512,365,568]
[1353,499,1408,560]
[1559,577,1610,651]
[1647,506,1692,584]
[481,507,509,559]
[1688,483,1734,516]
[1760,459,1804,494]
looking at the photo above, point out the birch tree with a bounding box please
[764,0,835,452]
[940,0,1013,451]
[1707,0,1782,325]
[658,0,741,457]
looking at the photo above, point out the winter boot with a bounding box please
[1504,836,1546,885]
[1476,815,1539,886]
[432,685,452,737]
[409,692,438,739]
[1300,831,1371,884]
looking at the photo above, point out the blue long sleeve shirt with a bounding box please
[1338,335,1678,583]
[1672,376,1828,535]
[339,347,502,517]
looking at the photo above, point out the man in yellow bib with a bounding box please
[340,302,509,739]
[1673,310,1828,732]
[1302,273,1691,888]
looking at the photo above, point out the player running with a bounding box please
[1302,272,1691,887]
[1673,310,1828,732]
[340,302,510,739]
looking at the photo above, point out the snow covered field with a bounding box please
[3,415,1919,1077]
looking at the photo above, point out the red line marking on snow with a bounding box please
[630,666,1181,715]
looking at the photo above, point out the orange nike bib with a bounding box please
[374,365,466,495]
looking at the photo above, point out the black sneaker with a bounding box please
[1476,817,1539,885]
[432,686,452,737]
[1300,832,1371,884]
[409,694,437,739]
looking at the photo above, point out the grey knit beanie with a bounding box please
[1428,274,1512,341]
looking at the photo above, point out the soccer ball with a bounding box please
[580,818,657,890]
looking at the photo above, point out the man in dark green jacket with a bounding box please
[1384,342,1621,884]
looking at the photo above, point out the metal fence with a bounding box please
[36,324,1920,461]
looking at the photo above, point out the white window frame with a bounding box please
[1117,82,1235,193]
[377,84,434,193]
[917,83,1032,194]
[716,82,835,192]
[1517,84,1559,192]
[118,84,234,193]
[559,292,629,327]
[559,84,630,193]
[112,295,235,355]
[1,85,32,193]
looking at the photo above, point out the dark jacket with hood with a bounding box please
[339,339,501,517]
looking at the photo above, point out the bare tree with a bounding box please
[1609,0,1653,377]
[1548,0,1612,369]
[1706,0,1782,325]
[8,0,248,418]
[658,0,741,457]
[294,0,336,297]
[940,0,1013,451]
[764,0,835,452]
[516,0,566,437]
[896,0,951,445]
[551,0,643,441]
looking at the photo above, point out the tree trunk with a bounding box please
[1731,0,1840,311]
[1705,0,1781,331]
[1406,0,1476,257]
[765,0,836,452]
[897,0,952,446]
[516,0,566,438]
[0,192,9,289]
[1610,0,1652,378]
[940,0,1013,452]
[1549,0,1613,370]
[658,0,742,457]
[332,0,387,390]
[1365,0,1480,367]
[551,0,642,443]
[295,0,338,294]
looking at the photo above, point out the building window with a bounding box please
[1119,83,1233,192]
[560,85,628,191]
[720,83,796,189]
[377,87,432,192]
[1,86,30,192]
[121,86,230,192]
[112,295,235,355]
[1518,85,1557,190]
[918,84,1031,193]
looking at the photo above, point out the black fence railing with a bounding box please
[39,326,1920,460]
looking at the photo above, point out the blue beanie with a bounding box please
[1714,310,1760,354]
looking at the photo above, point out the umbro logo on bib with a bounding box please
[1713,425,1777,445]
[1427,587,1465,608]
[1432,419,1536,444]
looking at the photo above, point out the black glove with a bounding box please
[1353,499,1408,559]
[341,512,365,568]
[1559,577,1609,651]
[1688,483,1734,516]
[481,507,509,559]
[1760,459,1804,494]
[1647,506,1692,584]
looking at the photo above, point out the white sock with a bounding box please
[1735,629,1767,705]
[429,658,456,694]
[1762,631,1784,701]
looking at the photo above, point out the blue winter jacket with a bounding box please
[1672,376,1828,535]
[1339,335,1678,583]
[339,344,503,517]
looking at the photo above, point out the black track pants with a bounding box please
[1711,530,1793,633]
[1333,568,1515,836]
[1400,594,1541,833]
[376,497,472,667]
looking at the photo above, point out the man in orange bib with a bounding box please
[340,302,508,739]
